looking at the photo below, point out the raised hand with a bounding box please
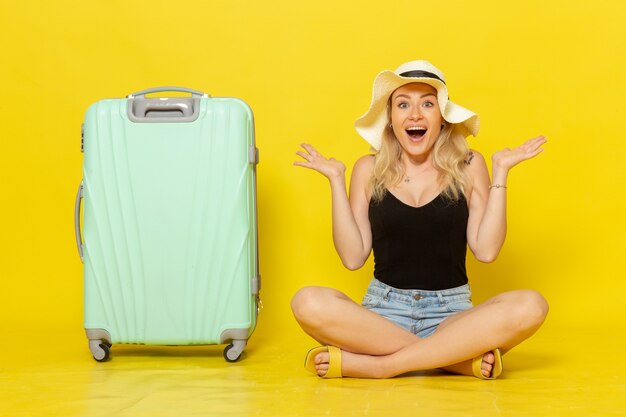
[492,135,547,172]
[294,143,346,180]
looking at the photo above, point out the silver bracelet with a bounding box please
[489,184,507,189]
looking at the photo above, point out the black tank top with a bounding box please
[368,191,469,290]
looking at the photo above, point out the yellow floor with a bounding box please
[1,321,624,417]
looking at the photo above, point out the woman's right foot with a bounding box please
[312,350,388,378]
[441,351,496,378]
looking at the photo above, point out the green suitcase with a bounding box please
[75,87,259,362]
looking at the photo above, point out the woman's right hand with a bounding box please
[294,144,372,269]
[294,143,346,181]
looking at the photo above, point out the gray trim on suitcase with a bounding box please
[220,329,249,344]
[248,110,261,301]
[127,87,209,123]
[248,146,259,164]
[75,181,84,263]
[86,328,112,344]
[127,98,202,123]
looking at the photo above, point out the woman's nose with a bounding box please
[409,106,422,119]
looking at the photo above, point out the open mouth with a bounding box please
[406,126,427,140]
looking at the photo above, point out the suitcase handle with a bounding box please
[75,181,84,263]
[135,100,195,118]
[127,86,209,99]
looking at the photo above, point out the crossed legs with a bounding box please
[291,286,548,378]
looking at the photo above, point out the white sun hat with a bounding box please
[354,60,480,150]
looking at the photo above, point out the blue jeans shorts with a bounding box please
[361,277,473,339]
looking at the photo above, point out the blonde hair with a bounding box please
[369,119,471,202]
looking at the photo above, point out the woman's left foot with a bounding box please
[471,348,503,379]
[478,351,495,377]
[441,350,502,379]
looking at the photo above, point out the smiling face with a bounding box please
[389,82,443,163]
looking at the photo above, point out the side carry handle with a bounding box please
[127,86,209,99]
[75,181,84,263]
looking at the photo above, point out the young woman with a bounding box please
[291,60,549,379]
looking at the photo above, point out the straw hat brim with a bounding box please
[354,70,480,150]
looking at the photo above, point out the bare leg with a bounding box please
[292,286,500,377]
[291,286,418,355]
[435,290,542,377]
[335,290,549,378]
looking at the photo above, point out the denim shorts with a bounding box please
[361,277,473,339]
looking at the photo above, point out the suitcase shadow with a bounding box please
[109,344,240,360]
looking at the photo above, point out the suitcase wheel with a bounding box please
[223,340,246,362]
[89,340,111,362]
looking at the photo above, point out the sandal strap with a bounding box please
[324,346,343,378]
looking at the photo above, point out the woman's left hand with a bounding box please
[492,135,547,172]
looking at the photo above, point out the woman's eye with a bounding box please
[422,101,434,108]
[398,102,409,109]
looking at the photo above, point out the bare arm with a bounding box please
[466,136,547,262]
[294,144,373,270]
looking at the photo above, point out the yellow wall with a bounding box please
[1,0,624,334]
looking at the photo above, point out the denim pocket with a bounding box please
[445,299,473,313]
[361,293,383,309]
